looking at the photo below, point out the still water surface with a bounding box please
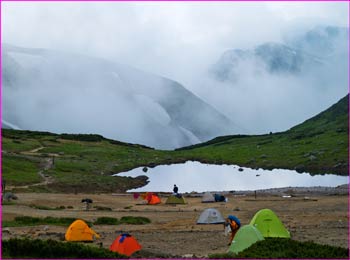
[116,161,348,192]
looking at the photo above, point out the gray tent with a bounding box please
[197,208,225,224]
[201,192,215,203]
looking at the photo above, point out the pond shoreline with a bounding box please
[121,184,349,197]
[206,184,349,197]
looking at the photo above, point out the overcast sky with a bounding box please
[2,2,349,139]
[3,2,348,82]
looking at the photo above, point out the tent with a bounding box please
[147,193,161,205]
[249,209,290,238]
[228,225,264,254]
[197,208,225,224]
[65,219,100,242]
[110,233,142,256]
[165,195,186,204]
[201,192,215,203]
[214,193,226,202]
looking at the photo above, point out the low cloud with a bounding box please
[2,2,348,145]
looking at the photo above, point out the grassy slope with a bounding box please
[177,94,349,175]
[2,95,348,193]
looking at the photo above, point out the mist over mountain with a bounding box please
[210,42,323,82]
[210,26,347,82]
[2,44,240,149]
[190,25,348,135]
[284,25,348,57]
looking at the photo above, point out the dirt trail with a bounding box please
[2,192,348,257]
[6,146,57,190]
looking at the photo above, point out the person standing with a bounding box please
[173,184,178,194]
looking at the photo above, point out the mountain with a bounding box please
[210,42,323,82]
[2,44,239,149]
[210,25,348,82]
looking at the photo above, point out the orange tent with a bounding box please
[110,233,142,256]
[65,219,100,241]
[147,193,161,205]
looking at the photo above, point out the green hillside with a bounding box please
[2,95,348,193]
[1,130,179,193]
[178,94,349,175]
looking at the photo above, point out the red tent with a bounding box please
[110,233,142,256]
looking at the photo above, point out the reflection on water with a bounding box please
[115,161,348,192]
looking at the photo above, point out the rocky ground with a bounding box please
[2,185,349,258]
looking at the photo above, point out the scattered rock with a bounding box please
[4,192,18,201]
[148,162,156,168]
[304,153,310,158]
[142,167,148,173]
[2,228,10,234]
[294,165,305,173]
[43,226,49,231]
[309,155,317,161]
[333,163,343,169]
[238,168,244,172]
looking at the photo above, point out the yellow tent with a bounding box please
[65,219,100,241]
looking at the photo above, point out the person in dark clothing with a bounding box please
[173,184,178,194]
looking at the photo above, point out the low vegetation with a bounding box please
[2,216,150,227]
[2,237,348,259]
[2,238,127,259]
[2,216,80,227]
[29,204,65,210]
[209,238,349,258]
[93,217,119,225]
[119,216,151,225]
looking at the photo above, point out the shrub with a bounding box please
[60,134,104,142]
[209,238,349,258]
[120,216,151,225]
[3,216,88,227]
[94,217,119,225]
[94,206,112,211]
[14,216,41,225]
[2,238,127,258]
[29,204,56,210]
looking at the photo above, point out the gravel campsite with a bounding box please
[2,185,348,257]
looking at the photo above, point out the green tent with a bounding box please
[165,195,186,204]
[228,225,264,254]
[249,208,290,238]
